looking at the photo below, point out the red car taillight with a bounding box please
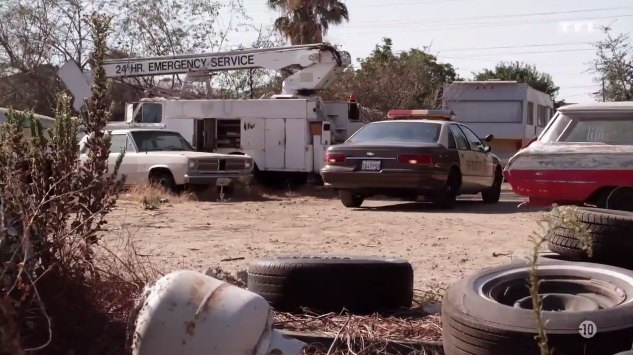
[397,154,433,166]
[325,153,346,164]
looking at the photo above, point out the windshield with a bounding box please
[347,121,441,143]
[131,131,194,151]
[539,112,633,145]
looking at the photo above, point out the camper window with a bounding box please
[132,103,163,123]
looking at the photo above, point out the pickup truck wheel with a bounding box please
[339,190,364,208]
[247,255,414,314]
[481,167,502,204]
[149,171,176,193]
[442,261,633,355]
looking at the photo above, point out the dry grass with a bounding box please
[276,311,442,341]
[92,223,162,351]
[274,288,444,355]
[120,184,194,208]
[283,309,443,355]
[302,344,442,355]
[118,182,336,208]
[207,268,444,354]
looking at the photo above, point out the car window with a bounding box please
[347,121,440,143]
[131,130,194,151]
[557,117,633,145]
[109,134,128,153]
[447,128,457,149]
[132,103,163,123]
[458,125,485,152]
[539,112,569,143]
[448,125,469,150]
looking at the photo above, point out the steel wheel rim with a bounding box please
[476,265,633,312]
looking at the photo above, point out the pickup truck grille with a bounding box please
[196,158,245,172]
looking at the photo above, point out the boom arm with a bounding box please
[57,43,351,110]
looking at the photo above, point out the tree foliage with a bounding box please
[473,61,560,101]
[267,0,349,44]
[592,27,633,102]
[0,0,244,116]
[213,26,286,99]
[0,13,133,354]
[327,38,457,114]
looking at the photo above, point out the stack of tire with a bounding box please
[544,207,633,266]
[441,206,633,355]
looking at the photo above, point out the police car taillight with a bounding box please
[397,154,432,166]
[325,153,346,164]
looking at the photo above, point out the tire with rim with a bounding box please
[149,170,176,192]
[442,261,633,355]
[433,169,459,208]
[545,207,633,263]
[339,190,364,208]
[481,167,502,204]
[247,255,414,314]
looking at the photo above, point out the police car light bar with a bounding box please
[387,109,455,120]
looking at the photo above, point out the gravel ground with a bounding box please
[104,183,546,293]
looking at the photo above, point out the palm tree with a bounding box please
[267,0,349,45]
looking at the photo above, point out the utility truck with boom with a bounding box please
[57,43,367,187]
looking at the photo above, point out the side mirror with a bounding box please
[483,145,492,153]
[484,134,494,142]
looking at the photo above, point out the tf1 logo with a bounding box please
[558,21,596,34]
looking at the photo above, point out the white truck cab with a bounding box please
[78,128,254,191]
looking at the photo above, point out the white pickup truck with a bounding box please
[78,128,254,192]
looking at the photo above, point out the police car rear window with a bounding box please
[348,121,440,143]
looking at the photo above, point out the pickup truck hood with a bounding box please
[141,151,249,159]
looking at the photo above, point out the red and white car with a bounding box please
[504,102,633,211]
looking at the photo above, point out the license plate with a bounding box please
[361,160,381,171]
[216,177,232,186]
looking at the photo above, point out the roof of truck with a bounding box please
[107,128,176,134]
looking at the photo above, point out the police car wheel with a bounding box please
[433,172,459,208]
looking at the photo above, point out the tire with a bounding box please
[481,167,502,204]
[247,255,414,314]
[605,187,633,212]
[433,170,459,209]
[545,207,633,262]
[339,190,364,208]
[442,261,633,355]
[148,170,176,192]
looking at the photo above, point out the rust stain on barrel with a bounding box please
[184,321,196,336]
[197,283,231,317]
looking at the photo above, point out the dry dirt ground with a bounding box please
[104,184,547,293]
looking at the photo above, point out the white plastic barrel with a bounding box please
[131,270,305,355]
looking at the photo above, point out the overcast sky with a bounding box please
[224,0,633,103]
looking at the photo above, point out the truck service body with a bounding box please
[58,43,367,183]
